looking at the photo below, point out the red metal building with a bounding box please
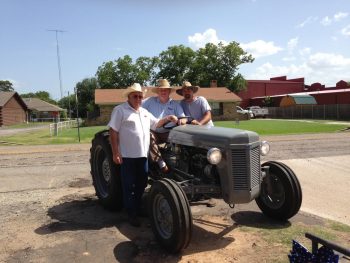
[239,76,350,107]
[237,76,305,108]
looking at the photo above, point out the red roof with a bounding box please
[95,87,241,105]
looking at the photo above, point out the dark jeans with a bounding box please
[120,157,148,217]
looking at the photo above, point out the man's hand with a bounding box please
[167,115,178,123]
[113,152,123,164]
[178,118,187,125]
[191,119,201,125]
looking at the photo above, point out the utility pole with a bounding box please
[68,91,71,119]
[47,29,65,99]
[75,86,81,142]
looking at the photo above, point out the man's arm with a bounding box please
[155,115,178,128]
[109,128,122,164]
[191,110,212,125]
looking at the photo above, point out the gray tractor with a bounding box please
[90,125,302,253]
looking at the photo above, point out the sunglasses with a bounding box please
[132,94,143,99]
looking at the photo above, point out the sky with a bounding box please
[1,0,350,100]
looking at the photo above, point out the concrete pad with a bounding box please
[281,155,350,225]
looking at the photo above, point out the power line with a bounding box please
[47,29,66,99]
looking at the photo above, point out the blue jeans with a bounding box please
[120,157,148,217]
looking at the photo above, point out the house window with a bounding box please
[209,102,223,116]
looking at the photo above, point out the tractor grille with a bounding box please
[231,145,260,190]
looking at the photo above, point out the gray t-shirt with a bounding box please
[180,96,214,127]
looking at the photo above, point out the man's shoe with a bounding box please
[128,215,141,227]
[161,165,170,174]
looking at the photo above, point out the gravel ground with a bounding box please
[1,131,350,262]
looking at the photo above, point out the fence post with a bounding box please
[54,123,58,136]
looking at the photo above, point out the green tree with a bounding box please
[0,80,14,92]
[262,96,274,107]
[155,45,196,85]
[96,55,158,88]
[190,42,254,91]
[58,94,75,118]
[74,77,98,118]
[135,56,159,85]
[21,91,57,105]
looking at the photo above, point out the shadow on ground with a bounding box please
[31,193,301,262]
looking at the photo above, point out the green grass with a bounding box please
[239,219,350,262]
[215,119,348,135]
[0,126,107,145]
[0,119,348,145]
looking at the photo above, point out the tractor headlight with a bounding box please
[207,148,222,165]
[260,141,270,156]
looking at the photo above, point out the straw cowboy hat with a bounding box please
[176,81,200,96]
[122,83,145,98]
[151,79,176,94]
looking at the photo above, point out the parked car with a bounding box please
[246,106,269,118]
[236,106,253,118]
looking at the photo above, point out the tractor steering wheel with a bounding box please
[162,116,193,129]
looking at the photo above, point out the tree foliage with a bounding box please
[0,80,14,92]
[96,55,158,88]
[189,42,254,91]
[155,45,196,86]
[95,42,254,91]
[21,91,57,105]
[58,77,98,118]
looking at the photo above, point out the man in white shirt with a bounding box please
[176,81,214,127]
[108,83,178,227]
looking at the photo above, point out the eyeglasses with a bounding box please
[132,94,143,99]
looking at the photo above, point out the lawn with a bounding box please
[216,119,348,135]
[0,119,348,145]
[0,126,107,145]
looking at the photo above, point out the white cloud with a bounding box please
[321,16,332,26]
[334,12,348,21]
[296,16,318,28]
[188,28,227,49]
[308,52,350,68]
[282,57,296,62]
[299,47,311,56]
[341,25,350,36]
[321,12,349,26]
[245,52,350,86]
[241,40,283,58]
[287,37,298,53]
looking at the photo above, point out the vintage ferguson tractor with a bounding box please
[90,123,302,253]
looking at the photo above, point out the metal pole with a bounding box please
[47,29,65,99]
[68,91,71,119]
[75,87,81,142]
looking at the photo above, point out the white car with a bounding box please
[246,106,269,118]
[236,106,253,118]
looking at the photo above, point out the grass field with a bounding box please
[0,119,348,145]
[216,119,348,135]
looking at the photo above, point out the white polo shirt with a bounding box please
[108,102,158,158]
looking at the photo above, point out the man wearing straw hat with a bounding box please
[108,83,178,227]
[176,81,214,127]
[142,79,187,173]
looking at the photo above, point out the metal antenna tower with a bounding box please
[47,29,66,99]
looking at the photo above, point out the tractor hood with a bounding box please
[168,125,259,149]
